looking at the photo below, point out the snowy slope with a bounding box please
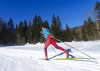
[0,41,100,71]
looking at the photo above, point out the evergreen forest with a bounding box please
[0,2,100,45]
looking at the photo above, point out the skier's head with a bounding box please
[42,26,45,30]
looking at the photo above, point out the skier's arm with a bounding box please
[43,30,50,35]
[40,31,43,34]
[49,34,53,37]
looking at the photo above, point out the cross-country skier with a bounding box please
[40,27,69,60]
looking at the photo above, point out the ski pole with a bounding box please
[52,37,95,60]
[50,44,58,55]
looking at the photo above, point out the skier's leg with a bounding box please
[44,39,51,58]
[51,38,65,51]
[51,38,69,58]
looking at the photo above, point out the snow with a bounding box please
[0,41,100,71]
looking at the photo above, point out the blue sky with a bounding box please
[0,0,99,29]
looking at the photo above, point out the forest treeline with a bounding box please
[0,2,100,45]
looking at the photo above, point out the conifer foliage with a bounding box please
[0,2,100,45]
[50,14,62,40]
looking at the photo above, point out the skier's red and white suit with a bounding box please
[44,35,65,58]
[42,28,67,58]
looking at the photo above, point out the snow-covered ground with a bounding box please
[0,41,100,71]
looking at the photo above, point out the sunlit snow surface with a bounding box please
[0,41,100,71]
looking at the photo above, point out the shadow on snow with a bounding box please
[49,49,75,59]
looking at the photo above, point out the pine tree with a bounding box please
[37,15,43,42]
[7,18,15,45]
[62,25,71,42]
[0,17,2,44]
[18,21,24,37]
[71,28,79,41]
[61,30,66,42]
[50,14,57,37]
[87,17,95,40]
[17,21,25,45]
[27,20,33,43]
[38,15,43,29]
[0,17,10,45]
[56,15,62,40]
[94,2,100,38]
[32,14,39,43]
[82,20,89,41]
[15,24,18,44]
[0,17,4,30]
[82,17,96,41]
[56,15,62,31]
[94,2,100,20]
[65,24,71,41]
[8,18,15,32]
[23,19,28,43]
[1,23,8,44]
[50,14,62,40]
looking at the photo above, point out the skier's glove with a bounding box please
[40,31,43,34]
[49,34,54,38]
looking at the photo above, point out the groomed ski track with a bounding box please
[0,41,100,71]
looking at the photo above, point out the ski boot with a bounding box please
[43,57,49,60]
[64,50,69,58]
